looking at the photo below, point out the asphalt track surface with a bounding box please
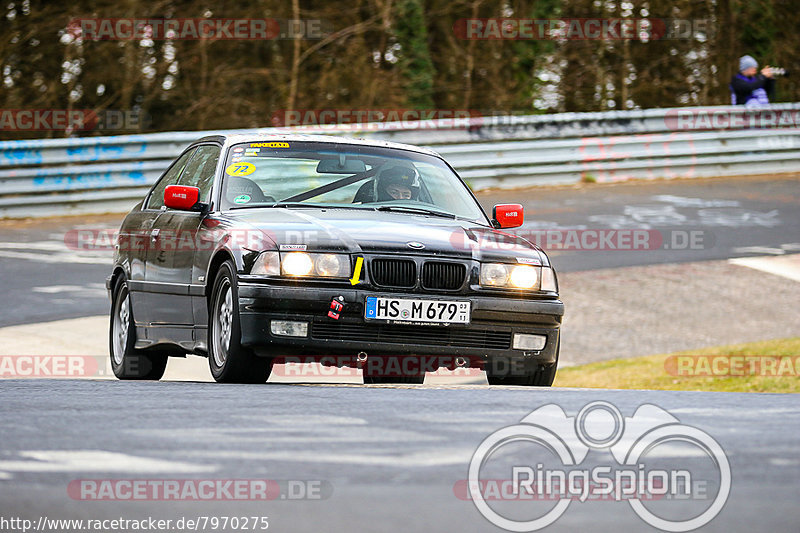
[0,175,798,532]
[0,381,798,532]
[0,174,798,327]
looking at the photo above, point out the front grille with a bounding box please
[370,258,416,288]
[311,322,511,350]
[422,262,466,290]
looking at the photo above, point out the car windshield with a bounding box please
[219,140,487,223]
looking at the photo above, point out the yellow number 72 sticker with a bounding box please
[225,162,255,176]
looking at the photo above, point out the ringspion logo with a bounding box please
[464,401,730,531]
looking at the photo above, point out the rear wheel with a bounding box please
[208,261,272,383]
[486,342,559,387]
[109,278,168,380]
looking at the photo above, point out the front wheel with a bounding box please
[208,261,272,383]
[109,278,167,380]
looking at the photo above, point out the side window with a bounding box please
[176,145,221,203]
[147,149,196,209]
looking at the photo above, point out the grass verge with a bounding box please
[554,337,800,393]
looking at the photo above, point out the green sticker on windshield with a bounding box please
[233,194,251,204]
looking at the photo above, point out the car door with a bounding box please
[126,147,196,330]
[143,144,221,345]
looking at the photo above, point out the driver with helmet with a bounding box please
[353,164,421,203]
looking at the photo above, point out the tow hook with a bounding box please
[328,296,345,320]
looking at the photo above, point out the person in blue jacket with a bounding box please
[730,55,775,106]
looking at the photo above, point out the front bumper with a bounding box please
[237,281,563,366]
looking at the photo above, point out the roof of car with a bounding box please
[195,133,441,157]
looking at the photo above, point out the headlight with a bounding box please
[315,253,349,277]
[480,263,553,291]
[282,252,315,276]
[479,263,509,286]
[251,251,280,275]
[509,265,538,289]
[280,252,351,278]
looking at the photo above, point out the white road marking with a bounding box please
[0,250,109,265]
[127,427,442,444]
[652,195,740,208]
[400,412,538,423]
[769,458,800,466]
[32,284,106,294]
[125,415,443,445]
[589,205,781,229]
[185,449,474,467]
[699,208,781,228]
[732,243,800,255]
[729,253,800,283]
[236,414,368,426]
[0,450,216,478]
[731,246,786,255]
[0,241,111,265]
[0,242,79,252]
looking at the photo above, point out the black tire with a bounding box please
[208,261,272,383]
[109,277,168,380]
[486,342,559,387]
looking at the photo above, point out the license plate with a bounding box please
[364,296,470,324]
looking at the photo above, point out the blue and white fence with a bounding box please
[1,104,799,218]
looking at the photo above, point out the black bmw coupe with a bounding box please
[107,134,563,385]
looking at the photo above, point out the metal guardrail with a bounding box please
[1,104,799,218]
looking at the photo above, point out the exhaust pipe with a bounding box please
[356,352,368,364]
[455,356,468,368]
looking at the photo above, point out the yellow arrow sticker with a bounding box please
[225,162,255,176]
[350,257,363,285]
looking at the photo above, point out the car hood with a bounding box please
[214,207,548,265]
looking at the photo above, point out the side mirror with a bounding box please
[492,204,524,229]
[164,185,201,211]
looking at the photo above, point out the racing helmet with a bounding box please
[376,165,421,202]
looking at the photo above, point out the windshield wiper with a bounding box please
[230,202,374,210]
[375,205,457,219]
[229,202,310,210]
